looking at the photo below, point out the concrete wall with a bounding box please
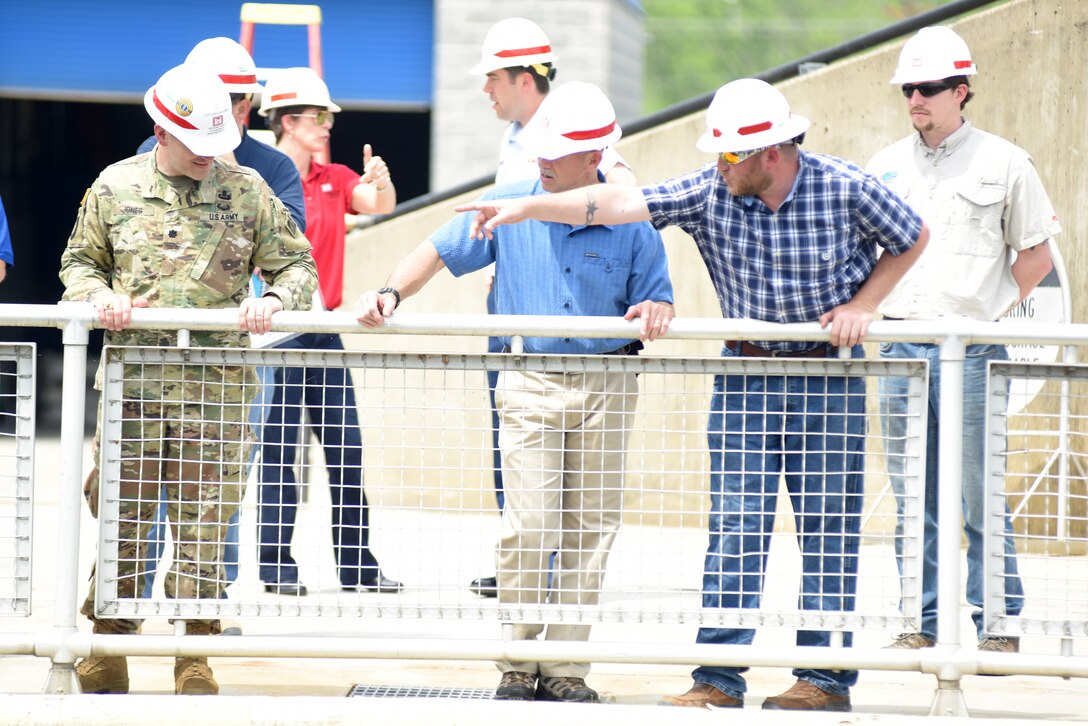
[347,0,1087,530]
[431,0,645,190]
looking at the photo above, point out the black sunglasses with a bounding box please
[901,81,958,99]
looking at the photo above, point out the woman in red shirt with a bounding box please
[254,67,400,595]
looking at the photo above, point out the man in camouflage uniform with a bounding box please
[59,63,317,696]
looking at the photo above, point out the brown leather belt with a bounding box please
[725,340,830,358]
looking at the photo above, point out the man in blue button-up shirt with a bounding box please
[456,78,930,712]
[357,82,673,705]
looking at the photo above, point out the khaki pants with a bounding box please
[494,368,637,678]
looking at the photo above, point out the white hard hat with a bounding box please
[257,67,342,117]
[143,63,241,157]
[890,26,977,84]
[696,78,810,154]
[470,17,558,76]
[185,37,264,94]
[520,81,621,161]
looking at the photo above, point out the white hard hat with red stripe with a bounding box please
[470,17,558,76]
[143,63,241,157]
[520,81,621,161]
[185,37,264,94]
[696,78,810,154]
[890,26,977,84]
[257,67,342,117]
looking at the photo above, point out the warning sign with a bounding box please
[998,245,1070,415]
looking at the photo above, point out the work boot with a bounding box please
[885,632,935,649]
[978,636,1020,653]
[536,676,599,703]
[761,679,851,712]
[175,657,218,695]
[174,620,219,695]
[77,616,136,694]
[495,671,536,700]
[659,682,742,708]
[76,656,129,694]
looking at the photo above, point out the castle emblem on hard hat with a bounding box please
[175,99,194,117]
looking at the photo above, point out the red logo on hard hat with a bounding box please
[953,60,973,69]
[212,115,224,127]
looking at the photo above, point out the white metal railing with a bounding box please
[95,346,927,634]
[984,360,1088,640]
[0,343,35,616]
[0,302,1085,716]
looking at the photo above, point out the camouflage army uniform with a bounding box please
[60,151,317,634]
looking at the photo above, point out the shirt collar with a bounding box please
[738,150,806,211]
[304,159,328,184]
[916,117,972,161]
[142,150,222,206]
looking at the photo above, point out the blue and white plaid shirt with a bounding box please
[644,151,923,351]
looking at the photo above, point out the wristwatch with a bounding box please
[377,286,401,309]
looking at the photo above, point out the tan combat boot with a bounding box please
[174,657,218,695]
[175,620,219,695]
[77,617,133,694]
[76,655,129,694]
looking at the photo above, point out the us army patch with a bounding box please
[206,212,241,222]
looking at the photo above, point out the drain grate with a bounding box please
[347,684,495,699]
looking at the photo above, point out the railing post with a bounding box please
[43,303,93,694]
[929,333,969,717]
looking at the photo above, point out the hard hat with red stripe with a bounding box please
[890,26,977,84]
[696,78,810,154]
[143,63,241,157]
[519,81,621,161]
[185,37,264,94]
[470,17,558,76]
[257,67,342,117]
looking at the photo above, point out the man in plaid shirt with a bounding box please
[456,78,929,712]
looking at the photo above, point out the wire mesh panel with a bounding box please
[0,343,35,616]
[984,360,1088,639]
[94,344,926,636]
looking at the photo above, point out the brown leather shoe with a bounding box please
[659,682,742,708]
[886,632,934,649]
[761,679,850,711]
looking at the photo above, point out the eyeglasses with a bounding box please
[718,146,773,165]
[900,81,958,99]
[289,110,335,127]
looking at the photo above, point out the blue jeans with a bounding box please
[693,344,865,699]
[879,342,1024,640]
[257,332,380,586]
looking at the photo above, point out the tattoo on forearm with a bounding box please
[585,191,598,226]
